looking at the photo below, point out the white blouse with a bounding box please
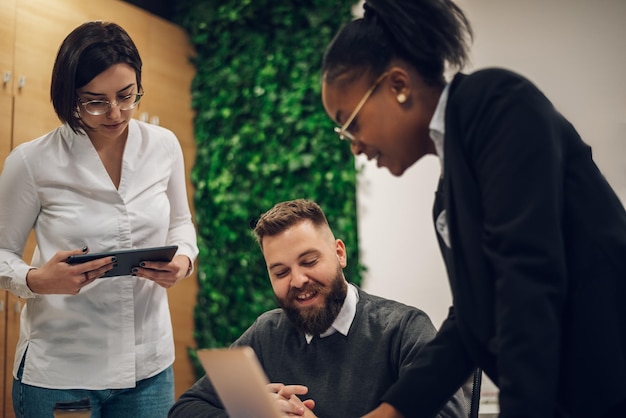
[429,83,451,248]
[0,120,199,389]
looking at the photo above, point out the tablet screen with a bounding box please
[66,245,178,278]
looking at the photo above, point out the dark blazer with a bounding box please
[382,69,626,418]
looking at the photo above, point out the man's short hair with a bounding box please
[253,199,329,248]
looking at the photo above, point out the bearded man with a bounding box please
[169,199,468,418]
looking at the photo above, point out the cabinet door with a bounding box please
[0,0,16,100]
[12,0,87,146]
[4,293,24,418]
[142,16,196,207]
[1,291,7,418]
[1,59,13,418]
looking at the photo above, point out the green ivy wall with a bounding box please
[175,0,363,364]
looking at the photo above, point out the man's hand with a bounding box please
[268,383,316,417]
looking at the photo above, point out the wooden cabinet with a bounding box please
[1,0,16,410]
[1,292,7,418]
[1,1,198,416]
[1,292,24,418]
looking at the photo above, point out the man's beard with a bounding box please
[277,266,348,336]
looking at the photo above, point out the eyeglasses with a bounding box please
[77,92,144,116]
[333,72,389,144]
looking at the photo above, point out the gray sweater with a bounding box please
[169,287,468,418]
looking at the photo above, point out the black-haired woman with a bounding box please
[0,21,198,417]
[321,1,626,417]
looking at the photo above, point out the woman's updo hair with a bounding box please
[322,0,472,87]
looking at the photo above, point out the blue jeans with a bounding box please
[12,357,174,418]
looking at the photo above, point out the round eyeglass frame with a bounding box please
[77,92,144,116]
[333,72,389,144]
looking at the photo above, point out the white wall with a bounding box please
[358,0,626,328]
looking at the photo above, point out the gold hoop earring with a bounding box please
[397,93,407,104]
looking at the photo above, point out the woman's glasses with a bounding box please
[77,92,144,116]
[333,72,388,144]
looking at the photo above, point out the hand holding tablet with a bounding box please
[66,245,178,278]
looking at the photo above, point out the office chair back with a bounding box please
[469,368,482,418]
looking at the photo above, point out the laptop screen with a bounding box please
[197,346,283,418]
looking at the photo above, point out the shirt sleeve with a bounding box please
[164,132,199,269]
[0,146,39,298]
[385,306,474,418]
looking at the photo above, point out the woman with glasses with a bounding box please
[320,1,626,418]
[0,21,198,417]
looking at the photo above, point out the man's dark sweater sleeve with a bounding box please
[383,308,475,418]
[168,374,229,418]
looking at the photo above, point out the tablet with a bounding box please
[197,347,282,418]
[66,245,178,278]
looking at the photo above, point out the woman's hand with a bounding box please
[26,247,115,295]
[131,254,192,288]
